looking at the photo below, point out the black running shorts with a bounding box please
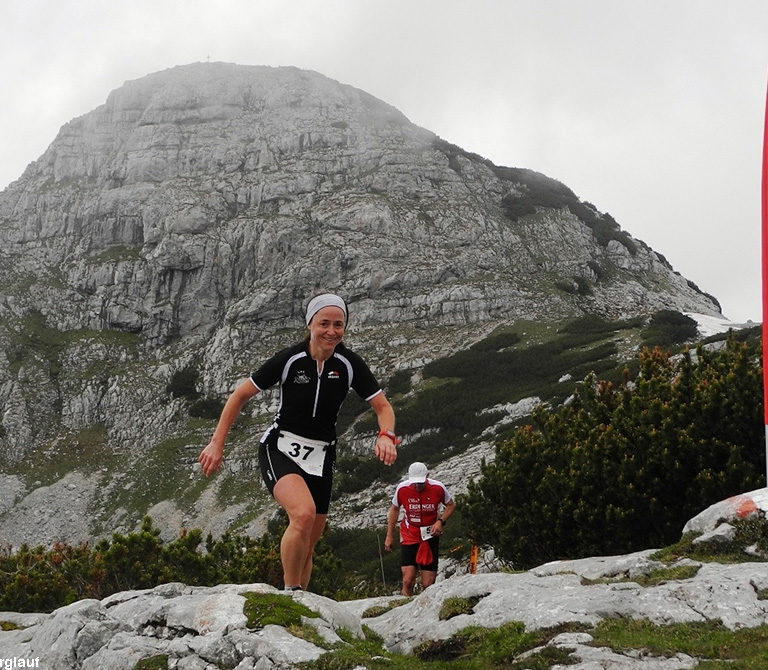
[258,428,336,514]
[400,536,440,572]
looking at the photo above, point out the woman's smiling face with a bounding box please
[307,305,346,356]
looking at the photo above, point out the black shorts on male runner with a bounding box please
[258,428,336,515]
[400,536,440,572]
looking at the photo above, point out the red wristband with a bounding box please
[378,429,402,445]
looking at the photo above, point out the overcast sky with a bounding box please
[2,1,767,322]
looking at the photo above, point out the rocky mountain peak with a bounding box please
[0,62,722,543]
[1,62,718,348]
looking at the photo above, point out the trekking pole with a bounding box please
[377,533,386,588]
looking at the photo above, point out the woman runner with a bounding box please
[198,293,399,590]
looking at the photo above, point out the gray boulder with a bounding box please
[0,582,355,669]
[684,486,768,534]
[366,553,768,655]
[3,545,768,668]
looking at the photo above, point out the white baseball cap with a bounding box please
[407,462,428,484]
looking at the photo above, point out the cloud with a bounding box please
[1,0,767,321]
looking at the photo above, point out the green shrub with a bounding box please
[93,517,172,593]
[166,365,199,400]
[204,530,283,587]
[587,259,606,280]
[385,368,413,396]
[0,513,420,612]
[0,543,82,612]
[188,397,224,419]
[554,276,593,295]
[461,337,764,568]
[559,314,643,335]
[311,525,402,598]
[0,517,284,612]
[470,330,521,352]
[496,168,576,221]
[337,328,621,495]
[582,213,637,254]
[641,310,698,347]
[501,191,537,221]
[334,391,370,434]
[493,165,636,253]
[555,279,578,294]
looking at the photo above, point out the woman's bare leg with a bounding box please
[273,474,316,587]
[300,513,327,590]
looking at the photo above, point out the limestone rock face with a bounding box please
[1,63,718,348]
[0,62,722,543]
[2,545,766,669]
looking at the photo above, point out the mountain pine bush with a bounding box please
[0,516,399,612]
[0,517,284,612]
[461,337,765,568]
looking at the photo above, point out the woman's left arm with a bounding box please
[369,392,398,465]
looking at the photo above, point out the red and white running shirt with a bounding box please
[392,479,452,545]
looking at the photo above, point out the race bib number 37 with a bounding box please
[276,431,329,477]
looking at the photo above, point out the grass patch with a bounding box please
[86,431,214,530]
[6,424,117,485]
[315,618,768,668]
[297,625,395,669]
[298,620,581,669]
[288,622,333,649]
[415,621,584,667]
[627,563,701,586]
[6,310,139,377]
[133,656,168,670]
[439,595,487,621]
[582,563,701,587]
[591,619,768,667]
[88,244,143,264]
[651,526,768,565]
[243,592,320,630]
[362,598,412,618]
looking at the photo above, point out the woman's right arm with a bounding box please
[198,379,259,476]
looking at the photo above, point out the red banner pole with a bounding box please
[762,69,768,484]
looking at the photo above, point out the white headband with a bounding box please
[305,294,348,325]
